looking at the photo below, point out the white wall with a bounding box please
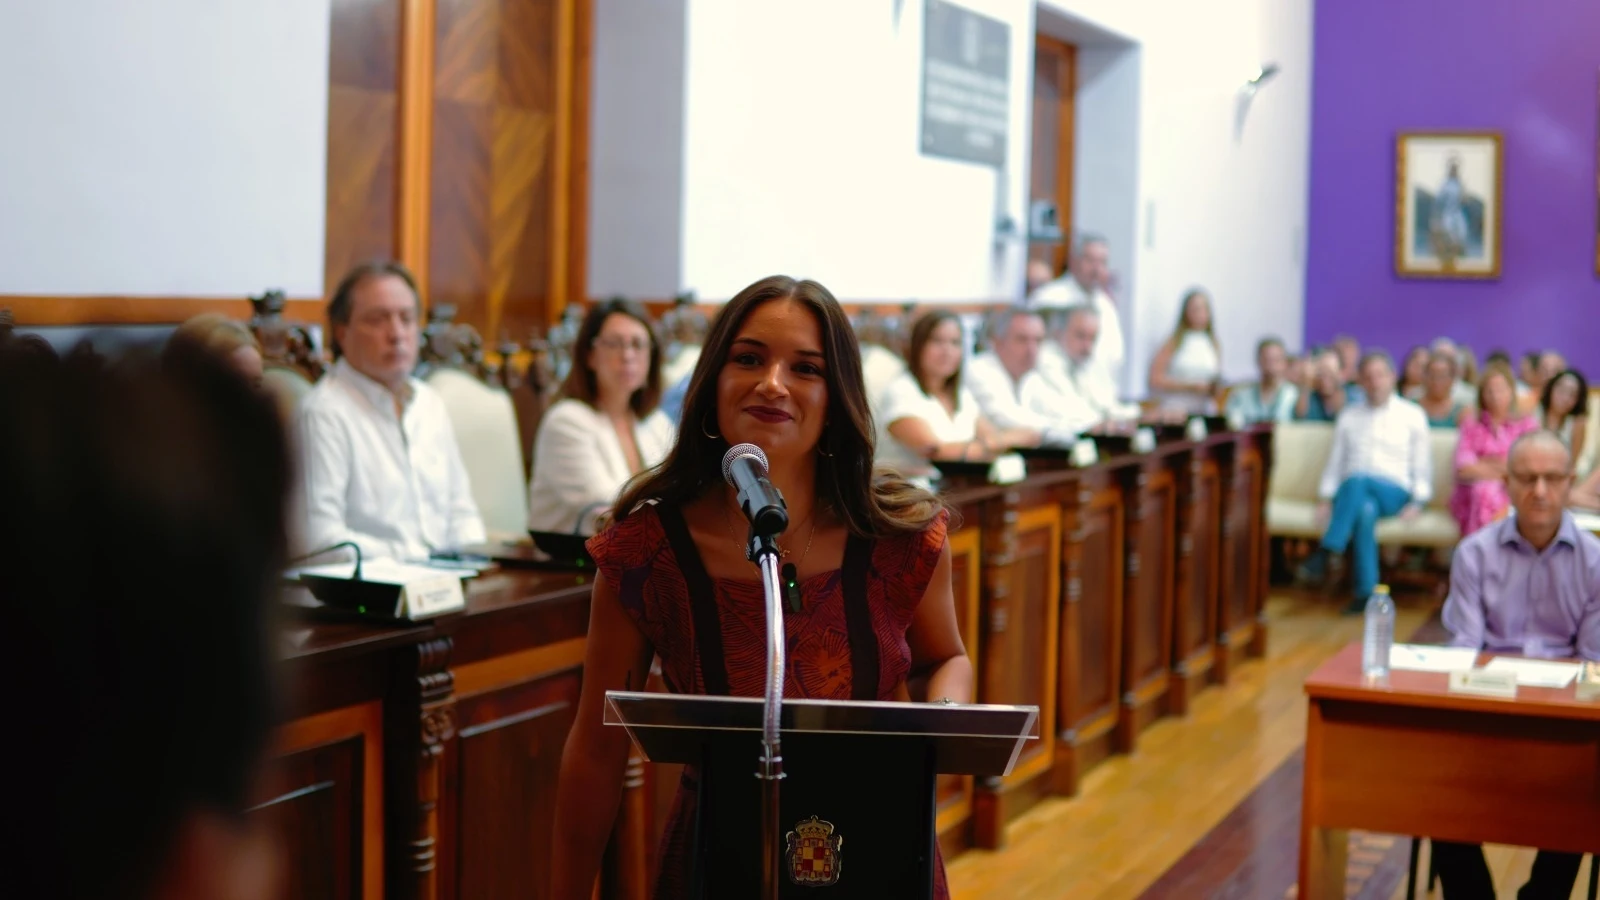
[587,0,688,298]
[677,0,1034,301]
[1040,0,1313,392]
[0,0,330,297]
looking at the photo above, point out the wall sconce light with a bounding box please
[1235,63,1281,138]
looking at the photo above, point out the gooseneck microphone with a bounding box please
[721,443,789,540]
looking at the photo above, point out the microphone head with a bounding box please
[722,443,768,485]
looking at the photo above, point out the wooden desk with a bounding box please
[1298,643,1600,900]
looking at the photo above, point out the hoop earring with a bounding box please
[817,435,834,457]
[702,415,721,440]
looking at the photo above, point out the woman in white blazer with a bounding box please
[527,299,677,535]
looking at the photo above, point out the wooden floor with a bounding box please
[946,588,1594,900]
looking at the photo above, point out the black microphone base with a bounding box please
[296,576,410,623]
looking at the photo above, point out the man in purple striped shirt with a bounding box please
[1434,429,1600,900]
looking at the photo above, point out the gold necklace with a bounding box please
[721,501,816,564]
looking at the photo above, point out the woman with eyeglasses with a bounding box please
[526,298,677,535]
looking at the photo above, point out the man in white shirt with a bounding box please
[1027,233,1126,386]
[966,308,1097,446]
[1038,304,1141,427]
[1296,351,1431,612]
[297,262,486,562]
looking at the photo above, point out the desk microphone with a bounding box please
[287,541,364,581]
[722,443,789,538]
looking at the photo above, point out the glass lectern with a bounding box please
[605,691,1039,899]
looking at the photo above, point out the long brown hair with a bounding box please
[906,309,964,403]
[558,298,663,416]
[1167,288,1218,350]
[612,275,943,538]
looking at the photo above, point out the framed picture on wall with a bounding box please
[1394,131,1503,279]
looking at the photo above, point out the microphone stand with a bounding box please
[745,528,786,900]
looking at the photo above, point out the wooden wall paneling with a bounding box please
[972,494,1061,848]
[1029,35,1076,275]
[1249,428,1273,657]
[1115,457,1176,752]
[936,523,984,858]
[399,0,438,287]
[972,488,1019,850]
[564,0,592,312]
[451,655,586,900]
[385,636,456,900]
[1052,469,1124,797]
[259,699,387,900]
[428,0,584,344]
[326,0,403,292]
[1215,434,1259,681]
[1168,447,1222,715]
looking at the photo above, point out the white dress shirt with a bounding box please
[526,398,676,534]
[875,371,980,476]
[861,342,908,423]
[964,351,1097,445]
[1038,352,1140,424]
[1318,395,1433,504]
[297,359,486,562]
[1027,277,1126,385]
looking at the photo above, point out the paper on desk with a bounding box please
[1481,657,1581,688]
[292,559,472,584]
[1388,644,1479,673]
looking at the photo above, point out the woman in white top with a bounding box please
[527,300,676,535]
[1147,288,1222,416]
[876,310,1038,476]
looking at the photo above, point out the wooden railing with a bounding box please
[260,425,1272,898]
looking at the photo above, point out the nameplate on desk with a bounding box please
[1185,416,1209,442]
[1447,669,1518,699]
[1225,410,1247,432]
[402,573,467,618]
[1071,437,1099,467]
[990,453,1026,485]
[1132,427,1157,453]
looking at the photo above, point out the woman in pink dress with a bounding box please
[1451,362,1536,535]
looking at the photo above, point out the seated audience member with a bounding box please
[164,312,265,388]
[1332,334,1361,384]
[966,307,1097,445]
[1226,337,1299,423]
[1025,258,1055,294]
[1431,429,1600,900]
[1540,368,1589,458]
[1450,363,1536,535]
[5,343,288,900]
[877,310,1037,475]
[1284,350,1308,390]
[1030,233,1126,385]
[1039,303,1140,426]
[1428,336,1478,408]
[297,261,486,561]
[1517,349,1541,397]
[527,300,675,535]
[1520,350,1568,415]
[1296,352,1431,612]
[1147,288,1222,416]
[1397,344,1429,400]
[1416,351,1468,428]
[1294,348,1364,421]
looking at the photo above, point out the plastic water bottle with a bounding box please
[1362,584,1395,679]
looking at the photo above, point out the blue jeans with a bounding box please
[1321,474,1411,598]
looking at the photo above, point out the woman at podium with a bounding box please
[550,275,974,899]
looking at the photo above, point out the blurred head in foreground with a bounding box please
[1,334,290,900]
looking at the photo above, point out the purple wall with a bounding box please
[1306,0,1600,377]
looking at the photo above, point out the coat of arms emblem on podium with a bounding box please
[784,815,843,886]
